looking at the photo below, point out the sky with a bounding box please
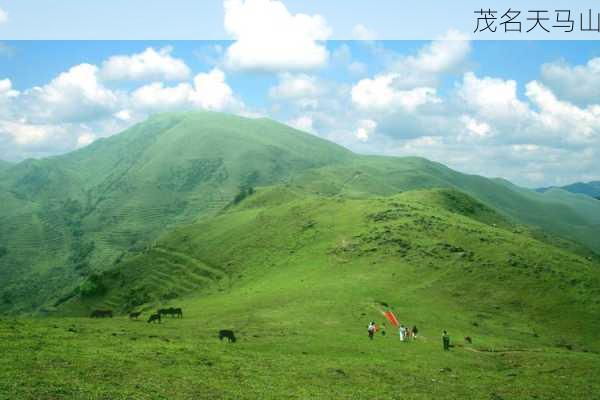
[1,0,600,188]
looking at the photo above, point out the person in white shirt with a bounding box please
[399,324,406,341]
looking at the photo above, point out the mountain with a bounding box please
[2,111,600,398]
[538,181,600,199]
[1,111,600,314]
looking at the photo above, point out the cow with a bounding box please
[147,313,161,324]
[219,329,237,343]
[129,311,142,320]
[90,309,113,318]
[158,307,183,318]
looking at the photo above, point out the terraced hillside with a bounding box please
[1,111,600,314]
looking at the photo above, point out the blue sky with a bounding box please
[1,1,600,188]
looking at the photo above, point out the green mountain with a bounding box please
[2,111,600,398]
[538,181,600,199]
[1,111,600,314]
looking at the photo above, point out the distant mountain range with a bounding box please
[537,181,600,200]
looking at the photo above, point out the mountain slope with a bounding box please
[538,181,600,199]
[0,112,352,312]
[38,185,599,399]
[1,111,600,314]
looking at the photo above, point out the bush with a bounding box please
[79,273,107,297]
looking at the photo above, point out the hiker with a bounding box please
[399,324,406,341]
[442,330,450,351]
[412,325,419,339]
[368,321,376,340]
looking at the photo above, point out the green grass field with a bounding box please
[3,187,598,399]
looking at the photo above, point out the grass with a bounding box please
[2,186,595,398]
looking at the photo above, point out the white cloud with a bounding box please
[101,47,190,81]
[25,63,120,123]
[223,0,331,71]
[458,72,530,120]
[269,73,321,100]
[190,69,238,110]
[526,80,600,143]
[355,119,377,142]
[541,58,600,105]
[352,24,376,41]
[289,115,314,133]
[131,82,191,111]
[0,120,63,146]
[460,115,491,139]
[131,68,240,112]
[389,29,471,89]
[114,110,132,121]
[352,74,440,112]
[0,79,19,99]
[0,7,7,24]
[77,132,96,147]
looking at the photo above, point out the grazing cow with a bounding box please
[147,313,161,324]
[465,336,472,344]
[158,307,183,318]
[90,309,113,318]
[219,329,237,343]
[129,311,142,320]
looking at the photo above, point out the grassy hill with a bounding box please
[4,186,599,399]
[1,111,599,315]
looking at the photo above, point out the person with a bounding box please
[442,330,450,351]
[412,325,419,339]
[381,323,387,336]
[368,321,376,340]
[406,327,413,340]
[399,324,406,341]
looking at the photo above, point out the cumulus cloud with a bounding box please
[77,132,96,147]
[354,119,377,142]
[459,115,491,140]
[540,58,600,105]
[289,115,315,133]
[389,30,471,89]
[0,7,7,24]
[458,72,530,120]
[101,47,190,81]
[223,0,331,71]
[23,63,120,123]
[0,79,19,99]
[131,68,241,112]
[269,73,321,100]
[352,74,440,112]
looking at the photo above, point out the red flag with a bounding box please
[383,311,399,327]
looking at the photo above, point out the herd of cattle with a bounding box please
[89,307,238,342]
[90,307,183,323]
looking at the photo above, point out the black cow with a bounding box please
[148,313,161,324]
[219,330,237,343]
[129,311,142,320]
[90,309,113,318]
[158,307,183,318]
